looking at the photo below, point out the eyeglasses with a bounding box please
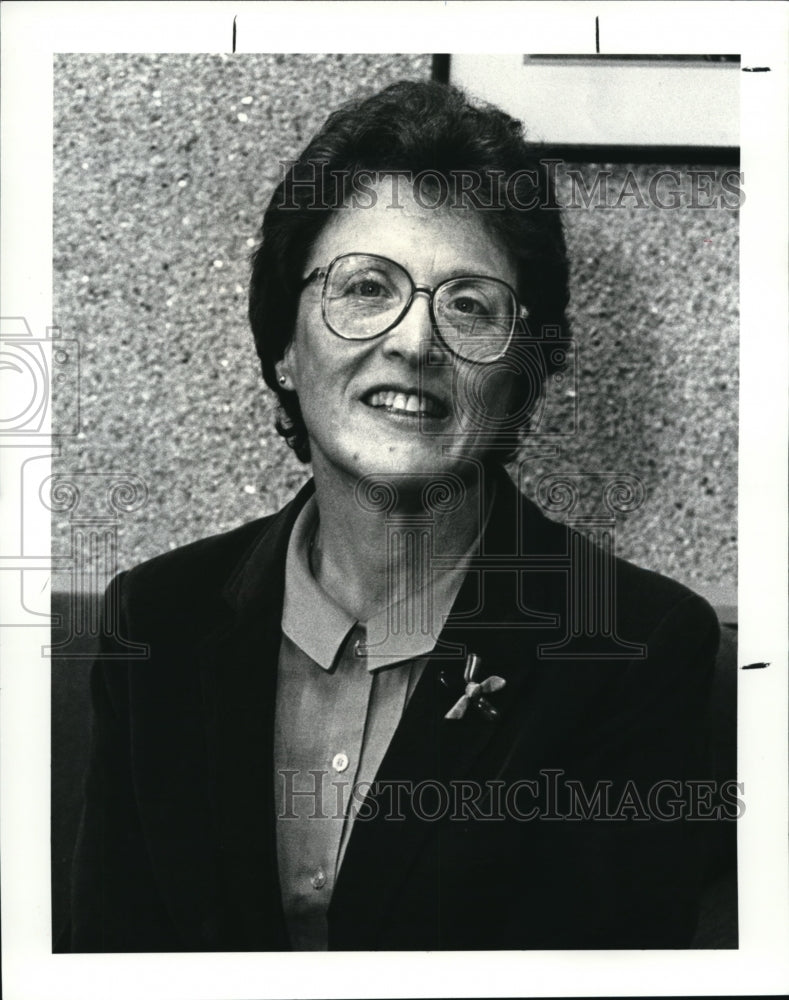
[300,253,528,364]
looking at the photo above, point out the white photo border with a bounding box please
[1,2,787,998]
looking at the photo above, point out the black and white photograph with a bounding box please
[1,2,787,998]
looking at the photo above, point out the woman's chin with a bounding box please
[308,404,496,487]
[346,444,485,487]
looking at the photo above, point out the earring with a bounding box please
[278,375,287,385]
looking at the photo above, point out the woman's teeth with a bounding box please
[367,390,436,415]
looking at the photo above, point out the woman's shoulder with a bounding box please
[610,550,720,650]
[518,483,719,641]
[105,515,276,637]
[116,481,315,615]
[122,513,273,591]
[129,514,274,577]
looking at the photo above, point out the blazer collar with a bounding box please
[221,477,316,621]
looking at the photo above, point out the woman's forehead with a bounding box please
[305,181,517,285]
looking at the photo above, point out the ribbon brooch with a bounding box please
[443,653,506,721]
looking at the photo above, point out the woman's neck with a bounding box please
[308,464,488,622]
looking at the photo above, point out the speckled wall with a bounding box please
[53,54,737,607]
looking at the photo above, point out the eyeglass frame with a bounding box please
[299,252,529,365]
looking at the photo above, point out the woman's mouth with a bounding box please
[364,389,449,419]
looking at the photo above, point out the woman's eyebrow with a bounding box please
[443,267,499,278]
[395,261,503,282]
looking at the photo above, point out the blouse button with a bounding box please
[353,638,365,657]
[311,868,327,890]
[332,752,349,773]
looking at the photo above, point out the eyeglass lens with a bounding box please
[323,254,517,363]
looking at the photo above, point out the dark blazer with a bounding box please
[69,473,721,951]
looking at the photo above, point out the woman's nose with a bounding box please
[381,289,445,363]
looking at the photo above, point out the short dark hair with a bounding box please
[248,79,570,463]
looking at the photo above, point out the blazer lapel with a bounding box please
[197,479,314,949]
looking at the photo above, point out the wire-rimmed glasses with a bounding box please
[300,252,527,364]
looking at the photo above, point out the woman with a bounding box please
[70,80,720,951]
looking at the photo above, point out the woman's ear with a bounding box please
[276,340,299,390]
[277,335,301,391]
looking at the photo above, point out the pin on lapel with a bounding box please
[442,653,506,721]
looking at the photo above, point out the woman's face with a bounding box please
[282,182,521,488]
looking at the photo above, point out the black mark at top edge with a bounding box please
[431,54,451,84]
[742,662,770,669]
[232,15,237,54]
